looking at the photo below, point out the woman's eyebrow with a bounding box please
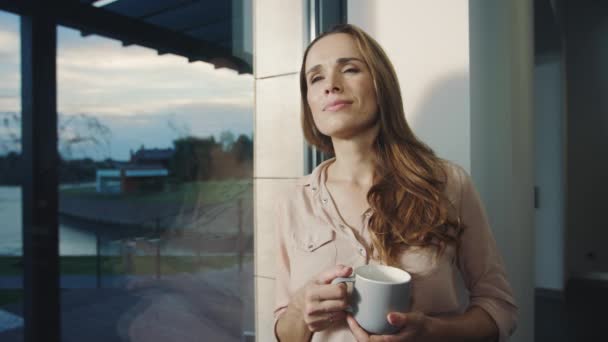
[305,57,364,75]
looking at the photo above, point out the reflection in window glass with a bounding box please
[0,9,23,342]
[56,20,254,342]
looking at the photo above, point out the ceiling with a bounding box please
[0,0,253,74]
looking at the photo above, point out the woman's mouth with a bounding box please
[324,100,353,112]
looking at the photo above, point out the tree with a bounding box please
[219,130,235,152]
[232,134,253,162]
[170,136,218,181]
[0,111,112,160]
[58,113,112,159]
[0,151,22,185]
[0,111,21,154]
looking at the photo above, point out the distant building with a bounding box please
[130,147,174,168]
[96,147,174,194]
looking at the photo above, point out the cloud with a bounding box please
[0,98,19,112]
[0,18,255,160]
[58,95,253,117]
[55,26,253,117]
[0,28,18,55]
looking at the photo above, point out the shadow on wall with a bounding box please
[406,70,470,168]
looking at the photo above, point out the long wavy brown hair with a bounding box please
[300,24,464,266]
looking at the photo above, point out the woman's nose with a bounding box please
[324,73,343,94]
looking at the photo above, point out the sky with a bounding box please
[0,10,254,161]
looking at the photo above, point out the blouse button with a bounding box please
[358,247,366,256]
[339,224,345,230]
[311,186,317,192]
[321,198,328,204]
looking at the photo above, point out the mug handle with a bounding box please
[331,276,356,313]
[331,276,355,285]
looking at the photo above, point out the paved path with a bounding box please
[0,262,255,342]
[0,275,157,289]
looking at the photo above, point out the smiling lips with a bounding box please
[324,100,353,112]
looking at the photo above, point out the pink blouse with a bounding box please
[274,158,517,341]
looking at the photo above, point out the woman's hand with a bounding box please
[291,264,353,332]
[347,311,432,342]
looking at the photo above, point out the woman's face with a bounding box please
[304,33,379,140]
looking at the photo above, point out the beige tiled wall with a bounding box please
[254,0,304,78]
[253,0,306,340]
[254,75,304,178]
[255,276,277,342]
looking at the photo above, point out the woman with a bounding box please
[273,24,517,342]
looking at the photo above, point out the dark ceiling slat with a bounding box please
[144,0,229,32]
[0,0,33,15]
[138,0,200,20]
[0,0,252,74]
[178,15,231,34]
[101,0,182,18]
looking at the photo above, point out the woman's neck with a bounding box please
[329,127,378,187]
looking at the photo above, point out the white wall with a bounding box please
[348,0,471,172]
[534,59,565,290]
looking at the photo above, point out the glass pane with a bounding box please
[0,9,23,342]
[57,9,254,342]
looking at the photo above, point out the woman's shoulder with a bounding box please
[277,158,332,204]
[271,174,316,210]
[438,159,471,203]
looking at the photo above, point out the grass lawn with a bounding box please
[60,179,252,205]
[0,255,252,277]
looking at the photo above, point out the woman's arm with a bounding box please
[427,306,498,342]
[275,295,312,342]
[456,166,518,341]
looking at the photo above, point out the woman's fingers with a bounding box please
[305,298,349,315]
[346,315,370,342]
[315,264,353,284]
[302,283,350,332]
[305,310,347,331]
[300,265,354,332]
[308,282,348,301]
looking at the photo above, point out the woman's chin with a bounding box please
[318,121,379,141]
[321,129,370,142]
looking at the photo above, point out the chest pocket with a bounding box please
[289,227,336,289]
[293,227,335,252]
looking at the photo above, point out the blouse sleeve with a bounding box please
[273,200,291,340]
[457,167,518,342]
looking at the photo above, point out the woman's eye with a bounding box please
[344,68,359,73]
[311,76,322,83]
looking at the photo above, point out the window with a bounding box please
[56,19,254,342]
[0,1,254,341]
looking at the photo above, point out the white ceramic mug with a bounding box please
[332,264,412,335]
